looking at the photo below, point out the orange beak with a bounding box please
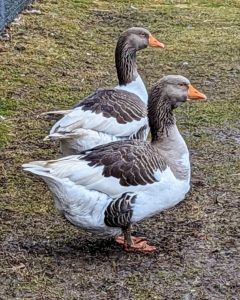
[188,84,207,100]
[149,34,164,48]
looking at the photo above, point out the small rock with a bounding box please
[15,45,26,51]
[24,9,41,14]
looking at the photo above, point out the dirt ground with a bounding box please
[0,0,239,299]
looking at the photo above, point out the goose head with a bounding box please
[151,75,207,109]
[148,75,207,141]
[120,27,164,51]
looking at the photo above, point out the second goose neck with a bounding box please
[115,41,138,86]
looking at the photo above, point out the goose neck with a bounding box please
[115,41,138,86]
[148,93,175,143]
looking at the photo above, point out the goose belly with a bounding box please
[23,154,190,236]
[49,170,189,236]
[131,174,190,223]
[81,164,190,224]
[43,176,122,237]
[59,122,149,155]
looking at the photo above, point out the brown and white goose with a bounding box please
[43,27,164,155]
[23,75,206,252]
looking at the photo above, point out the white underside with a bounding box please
[58,126,149,156]
[59,131,124,156]
[23,146,190,238]
[47,110,148,155]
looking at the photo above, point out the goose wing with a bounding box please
[81,140,167,187]
[23,140,167,198]
[49,89,147,138]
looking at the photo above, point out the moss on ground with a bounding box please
[0,0,239,299]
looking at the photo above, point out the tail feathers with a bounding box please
[22,162,78,208]
[22,156,82,178]
[44,129,94,141]
[22,163,53,178]
[41,110,72,116]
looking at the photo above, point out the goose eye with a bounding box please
[140,32,146,37]
[178,83,185,87]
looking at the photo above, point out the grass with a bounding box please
[0,0,240,299]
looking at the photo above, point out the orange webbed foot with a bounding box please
[115,236,145,245]
[114,236,156,252]
[124,241,156,252]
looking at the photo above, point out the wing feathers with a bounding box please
[81,140,167,187]
[47,89,147,140]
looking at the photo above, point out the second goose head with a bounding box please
[119,27,164,51]
[115,27,164,86]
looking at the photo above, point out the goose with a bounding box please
[42,27,164,155]
[23,75,207,252]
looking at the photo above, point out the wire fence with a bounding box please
[0,0,34,32]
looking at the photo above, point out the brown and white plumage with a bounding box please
[46,89,149,154]
[23,75,206,252]
[43,27,164,156]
